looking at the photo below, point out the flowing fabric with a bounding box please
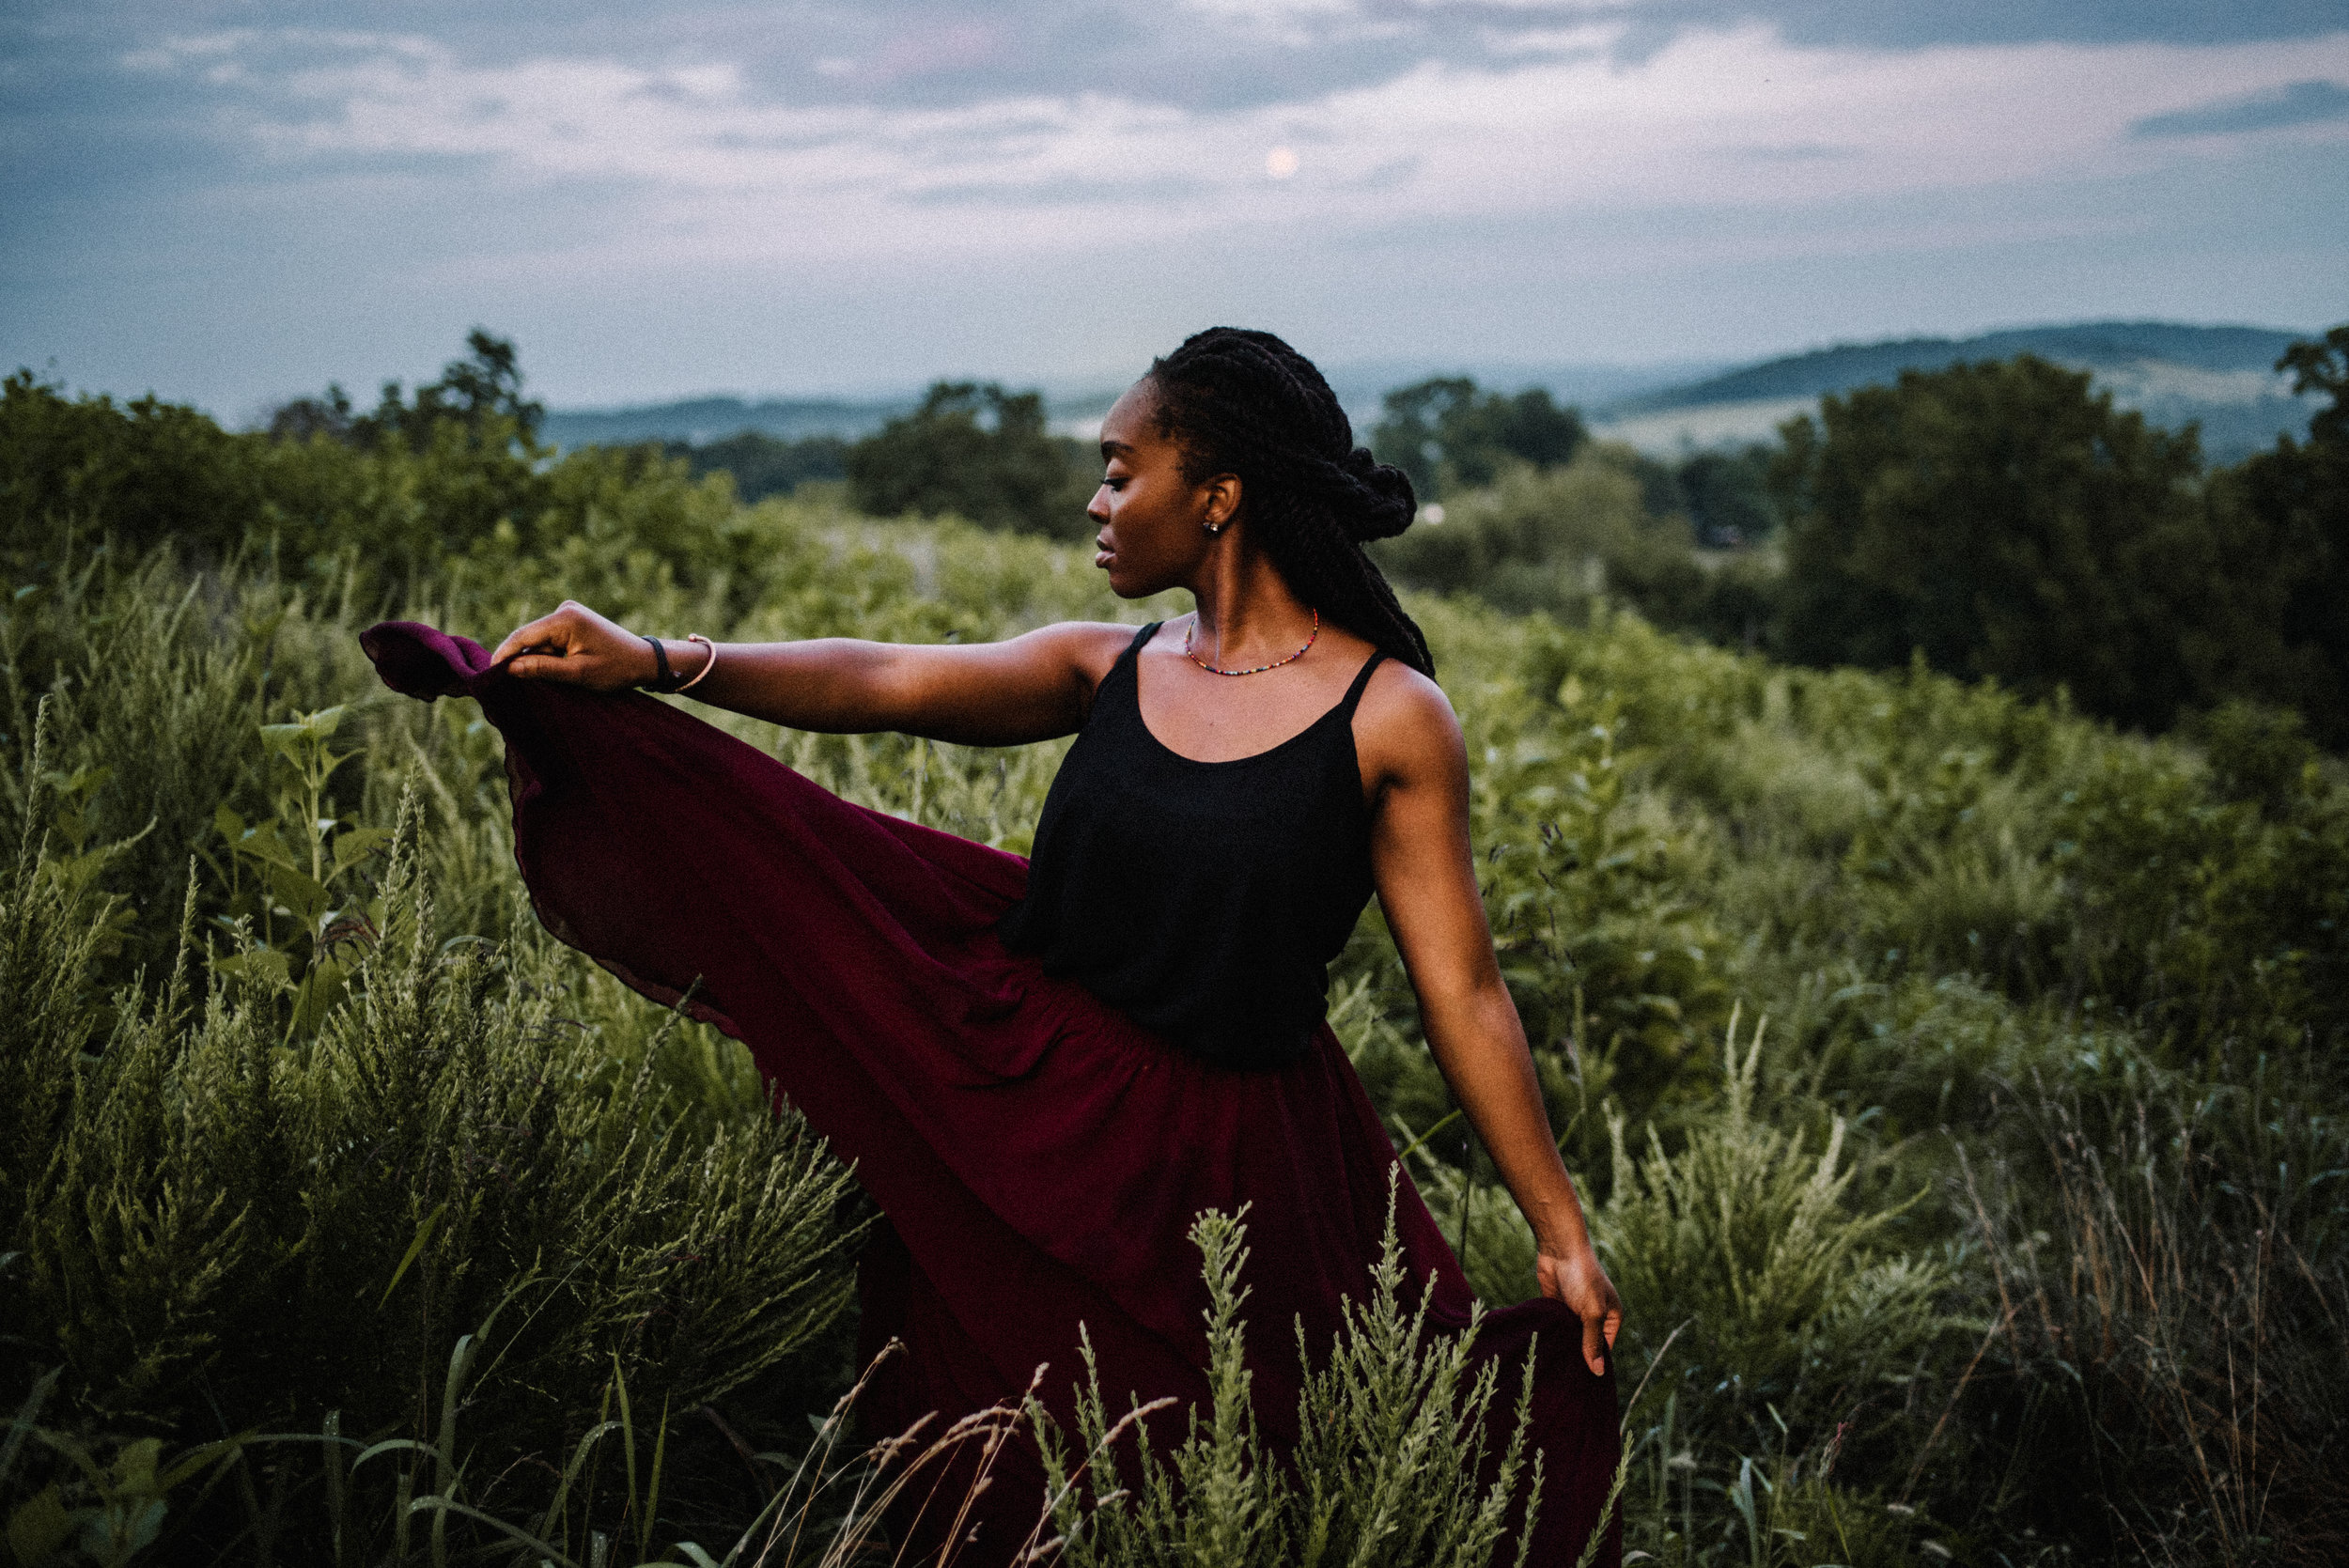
[362,622,1621,1566]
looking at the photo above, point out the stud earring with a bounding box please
[1203,519,1224,536]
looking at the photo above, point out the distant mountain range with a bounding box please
[543,321,2326,469]
[1590,321,2322,464]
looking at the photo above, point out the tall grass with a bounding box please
[1,722,864,1560]
[1956,1075,2349,1565]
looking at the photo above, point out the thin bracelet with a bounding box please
[640,634,674,691]
[675,634,719,693]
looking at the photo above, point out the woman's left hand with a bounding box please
[1537,1244,1624,1377]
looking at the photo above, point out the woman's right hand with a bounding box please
[490,601,658,691]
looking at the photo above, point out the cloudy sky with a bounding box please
[5,1,2345,418]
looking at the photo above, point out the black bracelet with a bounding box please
[641,634,674,692]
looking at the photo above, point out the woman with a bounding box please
[365,328,1622,1563]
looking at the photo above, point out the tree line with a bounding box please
[9,322,2342,751]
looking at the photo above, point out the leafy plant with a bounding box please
[210,705,390,1036]
[1599,1012,1968,1467]
[1030,1194,1563,1568]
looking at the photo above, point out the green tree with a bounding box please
[1672,445,1780,545]
[666,430,848,504]
[269,328,546,452]
[1,372,269,566]
[1772,355,2208,730]
[1371,445,1716,630]
[846,381,1087,536]
[2195,325,2349,747]
[1372,378,1585,498]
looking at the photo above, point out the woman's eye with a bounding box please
[1102,474,1128,490]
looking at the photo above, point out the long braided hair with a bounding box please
[1146,328,1436,676]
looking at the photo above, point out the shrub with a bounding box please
[1597,1015,1968,1467]
[846,382,1092,539]
[1,762,863,1560]
[1031,1199,1566,1568]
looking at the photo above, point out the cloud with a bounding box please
[905,173,1212,207]
[17,2,2346,412]
[2130,78,2349,137]
[116,22,2349,282]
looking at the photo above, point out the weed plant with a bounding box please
[1030,1197,1557,1568]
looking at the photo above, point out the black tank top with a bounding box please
[998,623,1387,1070]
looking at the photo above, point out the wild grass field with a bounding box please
[3,378,2345,1567]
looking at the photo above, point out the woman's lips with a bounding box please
[1094,536,1114,567]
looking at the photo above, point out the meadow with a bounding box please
[3,379,2345,1566]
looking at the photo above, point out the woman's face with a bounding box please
[1089,379,1231,598]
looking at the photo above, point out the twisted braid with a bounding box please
[1147,328,1436,676]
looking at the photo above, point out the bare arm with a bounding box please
[1361,668,1624,1374]
[489,601,1137,746]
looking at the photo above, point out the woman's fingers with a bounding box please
[502,651,576,682]
[490,602,648,687]
[1581,1296,1622,1375]
[1538,1248,1623,1376]
[491,608,574,666]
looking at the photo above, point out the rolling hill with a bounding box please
[1591,320,2325,463]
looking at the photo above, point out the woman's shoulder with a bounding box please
[1013,619,1166,711]
[1358,655,1456,734]
[1353,656,1465,790]
[1022,618,1160,666]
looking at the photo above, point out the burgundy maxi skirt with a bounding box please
[364,623,1620,1566]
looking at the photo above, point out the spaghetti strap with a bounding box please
[1337,649,1388,720]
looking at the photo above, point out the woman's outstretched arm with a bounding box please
[490,600,1139,746]
[1360,665,1625,1376]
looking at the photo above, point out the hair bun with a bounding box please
[1331,446,1417,543]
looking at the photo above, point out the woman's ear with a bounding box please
[1201,473,1243,533]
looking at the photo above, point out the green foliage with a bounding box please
[4,346,547,592]
[1373,449,1712,629]
[663,430,848,504]
[209,705,390,1037]
[2194,324,2349,746]
[0,374,272,573]
[1599,1016,1966,1461]
[1372,379,1587,499]
[1,757,863,1560]
[846,381,1092,538]
[267,330,546,451]
[1773,354,2210,730]
[1958,1071,2349,1566]
[5,356,2348,1564]
[1033,1198,1560,1568]
[1653,447,1781,547]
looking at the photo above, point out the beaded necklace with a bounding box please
[1184,609,1319,676]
